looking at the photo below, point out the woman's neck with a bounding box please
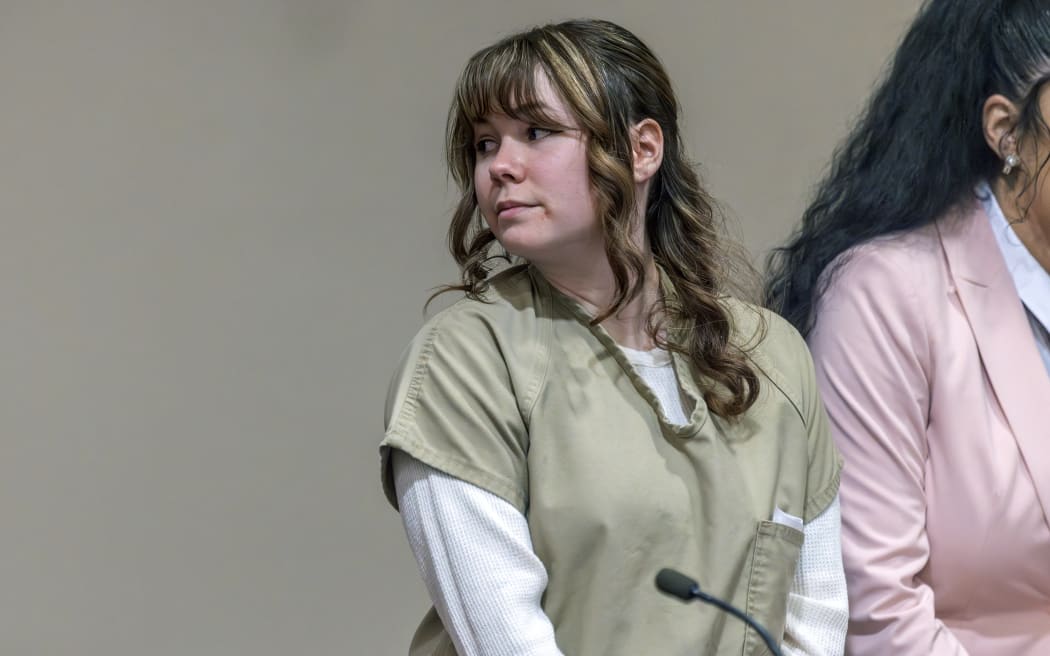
[992,177,1050,273]
[537,255,662,351]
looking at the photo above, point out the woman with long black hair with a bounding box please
[766,1,1050,653]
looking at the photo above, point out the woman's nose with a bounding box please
[488,141,525,183]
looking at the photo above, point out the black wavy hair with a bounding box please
[765,0,1050,335]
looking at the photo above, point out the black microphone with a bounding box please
[655,567,783,656]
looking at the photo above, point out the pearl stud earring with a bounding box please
[1002,153,1021,175]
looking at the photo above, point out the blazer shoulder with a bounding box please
[829,225,948,294]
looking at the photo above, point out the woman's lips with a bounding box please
[496,202,534,220]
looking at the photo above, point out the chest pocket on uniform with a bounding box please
[742,520,804,655]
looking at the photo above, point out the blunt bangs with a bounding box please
[456,44,563,128]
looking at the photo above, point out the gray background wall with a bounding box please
[1,2,921,654]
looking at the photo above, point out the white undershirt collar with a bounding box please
[619,344,671,368]
[977,182,1050,373]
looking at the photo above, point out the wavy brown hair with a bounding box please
[440,19,762,419]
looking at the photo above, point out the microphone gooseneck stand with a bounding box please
[655,568,784,656]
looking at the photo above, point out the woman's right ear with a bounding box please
[982,94,1019,159]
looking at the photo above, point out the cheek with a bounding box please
[566,167,598,217]
[546,151,593,206]
[473,164,488,197]
[473,168,494,214]
[571,153,597,210]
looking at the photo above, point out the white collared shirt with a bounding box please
[979,182,1050,376]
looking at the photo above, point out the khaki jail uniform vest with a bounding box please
[381,265,841,656]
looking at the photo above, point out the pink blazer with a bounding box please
[808,201,1050,655]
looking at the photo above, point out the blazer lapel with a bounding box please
[937,203,1050,528]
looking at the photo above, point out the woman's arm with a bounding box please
[393,451,565,656]
[781,495,848,656]
[808,246,969,655]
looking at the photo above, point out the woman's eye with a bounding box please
[527,127,554,141]
[474,138,496,154]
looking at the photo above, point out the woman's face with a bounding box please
[471,73,601,269]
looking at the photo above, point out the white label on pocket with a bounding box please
[772,506,804,531]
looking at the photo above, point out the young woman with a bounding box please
[766,1,1050,653]
[382,19,847,655]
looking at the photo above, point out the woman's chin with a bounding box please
[493,233,544,261]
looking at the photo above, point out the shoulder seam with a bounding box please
[387,310,452,436]
[752,355,806,427]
